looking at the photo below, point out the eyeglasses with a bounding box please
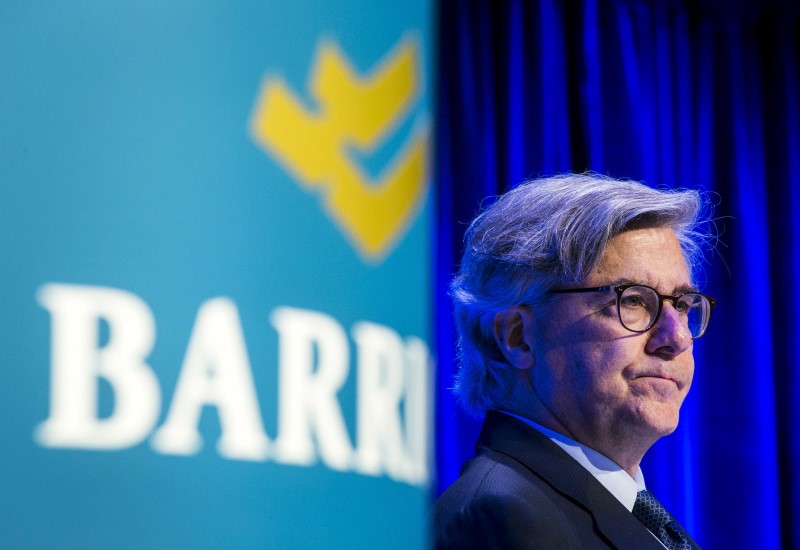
[547,284,717,339]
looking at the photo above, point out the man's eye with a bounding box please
[676,297,699,314]
[620,295,645,308]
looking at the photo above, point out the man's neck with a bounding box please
[501,404,652,478]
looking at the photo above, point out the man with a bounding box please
[433,174,714,549]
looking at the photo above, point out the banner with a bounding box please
[0,1,432,547]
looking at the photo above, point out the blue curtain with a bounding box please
[434,0,800,547]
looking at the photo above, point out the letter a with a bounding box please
[151,298,270,461]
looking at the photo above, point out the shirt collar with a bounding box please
[499,411,646,512]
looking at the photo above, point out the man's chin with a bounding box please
[631,403,681,439]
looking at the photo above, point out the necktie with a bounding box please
[632,490,692,550]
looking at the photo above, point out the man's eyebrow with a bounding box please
[607,278,700,294]
[674,283,700,294]
[606,277,646,288]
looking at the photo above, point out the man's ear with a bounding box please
[493,306,536,370]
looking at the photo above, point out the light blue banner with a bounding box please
[0,1,432,548]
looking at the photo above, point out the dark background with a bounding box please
[434,1,800,547]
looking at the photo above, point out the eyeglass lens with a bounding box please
[618,286,710,338]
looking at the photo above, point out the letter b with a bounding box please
[35,283,161,449]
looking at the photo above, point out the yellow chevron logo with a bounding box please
[249,36,429,263]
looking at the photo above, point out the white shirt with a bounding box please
[500,411,646,512]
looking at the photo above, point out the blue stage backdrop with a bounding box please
[434,1,800,549]
[0,2,432,548]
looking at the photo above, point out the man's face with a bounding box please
[530,226,695,452]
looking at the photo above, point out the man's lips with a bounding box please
[632,372,684,389]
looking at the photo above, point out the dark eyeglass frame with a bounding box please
[547,283,718,339]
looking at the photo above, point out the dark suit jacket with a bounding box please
[433,411,700,549]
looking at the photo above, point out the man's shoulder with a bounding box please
[433,412,586,512]
[432,449,592,549]
[431,412,664,549]
[436,447,559,503]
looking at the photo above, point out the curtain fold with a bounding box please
[435,1,800,546]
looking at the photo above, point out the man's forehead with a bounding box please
[589,228,693,291]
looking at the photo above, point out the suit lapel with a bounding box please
[478,411,667,549]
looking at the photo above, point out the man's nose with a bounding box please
[645,302,693,358]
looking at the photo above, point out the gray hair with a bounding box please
[451,173,708,415]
